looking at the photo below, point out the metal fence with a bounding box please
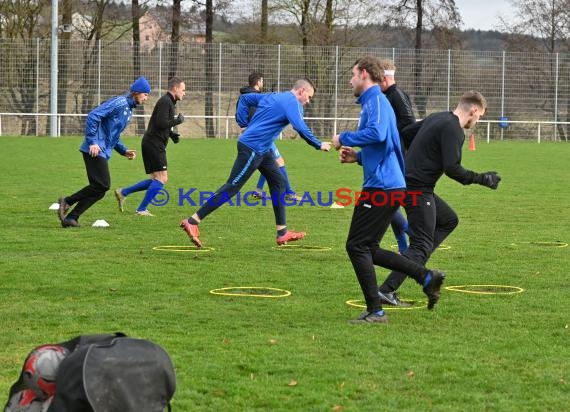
[0,39,569,141]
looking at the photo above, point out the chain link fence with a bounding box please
[0,39,569,141]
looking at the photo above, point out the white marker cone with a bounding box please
[92,219,110,227]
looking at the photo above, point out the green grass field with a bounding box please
[0,137,568,411]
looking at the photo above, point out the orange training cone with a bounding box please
[468,134,476,151]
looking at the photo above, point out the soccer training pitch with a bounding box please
[0,137,568,411]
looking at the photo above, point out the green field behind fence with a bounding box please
[0,137,568,411]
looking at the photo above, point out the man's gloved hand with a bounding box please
[174,113,185,125]
[169,131,180,144]
[477,171,501,189]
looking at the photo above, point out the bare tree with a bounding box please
[132,0,148,135]
[499,0,570,140]
[189,0,231,137]
[227,0,373,45]
[386,0,462,117]
[268,0,380,134]
[0,0,44,38]
[315,0,336,136]
[270,0,319,48]
[260,0,268,43]
[0,0,46,135]
[169,0,182,79]
[499,0,570,53]
[72,0,133,117]
[387,0,462,48]
[2,2,175,139]
[324,0,333,45]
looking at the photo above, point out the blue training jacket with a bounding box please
[79,94,137,159]
[235,91,322,154]
[339,85,406,190]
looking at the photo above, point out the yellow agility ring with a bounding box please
[445,285,524,295]
[152,245,215,252]
[272,245,331,251]
[509,241,567,248]
[210,286,291,298]
[346,299,427,310]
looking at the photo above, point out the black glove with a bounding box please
[477,171,501,189]
[174,113,185,125]
[169,131,180,144]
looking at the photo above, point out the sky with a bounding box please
[455,0,514,31]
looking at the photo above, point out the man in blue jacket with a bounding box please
[57,76,151,227]
[180,78,331,247]
[332,56,444,323]
[240,72,298,201]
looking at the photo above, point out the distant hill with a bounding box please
[220,22,509,52]
[459,29,507,51]
[359,25,508,51]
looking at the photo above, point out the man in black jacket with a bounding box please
[238,71,263,120]
[114,77,186,216]
[377,90,501,304]
[378,59,415,300]
[379,59,416,137]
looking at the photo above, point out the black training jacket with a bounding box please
[404,111,479,190]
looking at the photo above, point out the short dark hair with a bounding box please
[168,77,184,89]
[459,90,487,111]
[293,77,317,94]
[353,56,383,83]
[248,71,263,87]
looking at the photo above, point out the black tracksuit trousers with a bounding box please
[346,188,431,313]
[379,190,459,293]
